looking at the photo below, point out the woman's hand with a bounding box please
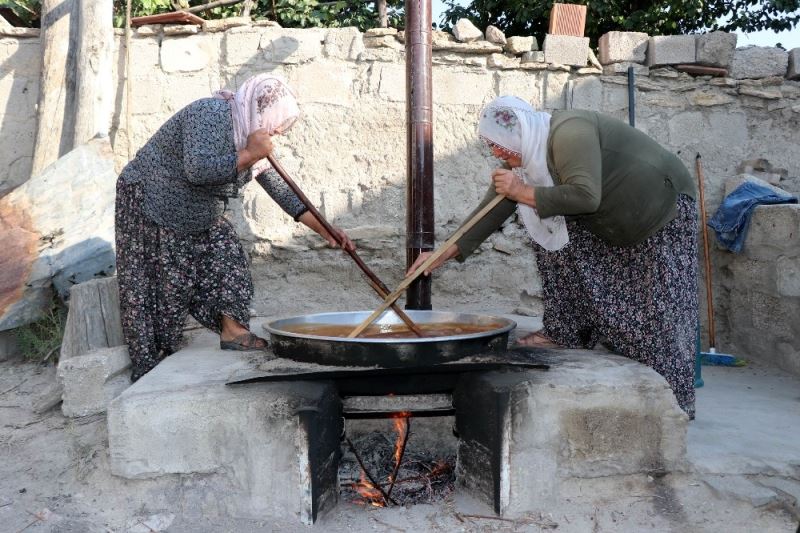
[405,245,459,277]
[491,168,536,207]
[237,129,273,171]
[297,212,355,251]
[491,168,525,201]
[326,225,355,251]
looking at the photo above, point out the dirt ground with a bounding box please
[1,359,798,533]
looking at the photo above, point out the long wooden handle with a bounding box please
[347,194,507,338]
[264,154,426,338]
[695,154,716,348]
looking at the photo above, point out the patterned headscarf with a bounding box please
[214,74,300,178]
[478,96,569,251]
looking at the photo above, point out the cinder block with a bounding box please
[543,34,589,67]
[58,345,132,417]
[646,35,696,66]
[696,31,737,68]
[787,48,800,80]
[729,46,789,79]
[598,31,649,65]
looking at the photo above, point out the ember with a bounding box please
[340,416,456,507]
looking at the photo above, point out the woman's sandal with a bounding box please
[514,331,562,348]
[220,332,269,351]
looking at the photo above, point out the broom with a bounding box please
[695,154,746,367]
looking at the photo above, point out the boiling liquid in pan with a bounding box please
[282,321,505,339]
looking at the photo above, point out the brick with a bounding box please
[548,3,587,37]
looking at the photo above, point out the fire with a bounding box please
[391,412,411,467]
[351,411,412,507]
[352,469,385,507]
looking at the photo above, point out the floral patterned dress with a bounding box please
[115,98,307,381]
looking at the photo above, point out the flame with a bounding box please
[352,470,385,507]
[391,413,410,465]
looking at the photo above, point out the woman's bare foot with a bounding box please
[220,315,268,350]
[514,331,562,348]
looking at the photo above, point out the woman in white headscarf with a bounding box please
[408,96,699,418]
[115,74,353,381]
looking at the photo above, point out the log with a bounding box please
[31,0,77,177]
[72,0,114,146]
[60,277,124,361]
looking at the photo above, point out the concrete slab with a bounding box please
[688,363,800,476]
[107,342,342,524]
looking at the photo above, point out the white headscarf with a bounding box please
[478,96,569,251]
[214,74,300,177]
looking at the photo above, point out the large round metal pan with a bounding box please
[263,310,516,368]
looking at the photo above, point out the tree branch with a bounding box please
[184,0,246,14]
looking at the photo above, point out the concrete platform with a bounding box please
[107,316,688,523]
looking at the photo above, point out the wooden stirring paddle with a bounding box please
[265,154,426,338]
[347,193,507,339]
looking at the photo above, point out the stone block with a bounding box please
[571,76,603,111]
[543,34,589,67]
[602,62,649,76]
[598,31,648,65]
[58,346,132,417]
[788,48,800,80]
[776,256,800,297]
[433,69,493,105]
[0,138,116,331]
[452,18,482,42]
[696,31,737,68]
[160,35,210,73]
[745,204,800,259]
[485,25,506,45]
[488,53,519,69]
[108,348,341,524]
[454,350,687,515]
[222,27,264,66]
[544,70,570,109]
[505,36,536,55]
[730,46,789,79]
[647,35,696,66]
[520,50,545,64]
[323,27,363,60]
[202,17,251,32]
[364,28,397,37]
[260,28,324,64]
[0,40,41,77]
[163,24,198,36]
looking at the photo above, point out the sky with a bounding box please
[430,0,800,50]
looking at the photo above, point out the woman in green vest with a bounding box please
[408,96,698,418]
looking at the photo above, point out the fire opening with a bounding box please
[340,410,457,508]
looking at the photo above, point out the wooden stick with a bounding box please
[347,193,506,338]
[345,436,398,506]
[695,154,716,348]
[265,155,425,337]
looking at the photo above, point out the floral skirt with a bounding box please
[534,194,698,418]
[115,178,253,381]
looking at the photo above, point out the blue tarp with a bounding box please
[707,181,798,253]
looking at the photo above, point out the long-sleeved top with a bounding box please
[119,98,307,234]
[455,110,696,257]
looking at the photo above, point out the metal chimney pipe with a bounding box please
[405,0,434,310]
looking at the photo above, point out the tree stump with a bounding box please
[60,276,124,361]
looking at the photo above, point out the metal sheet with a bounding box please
[263,310,516,367]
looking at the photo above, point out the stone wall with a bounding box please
[1,23,799,359]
